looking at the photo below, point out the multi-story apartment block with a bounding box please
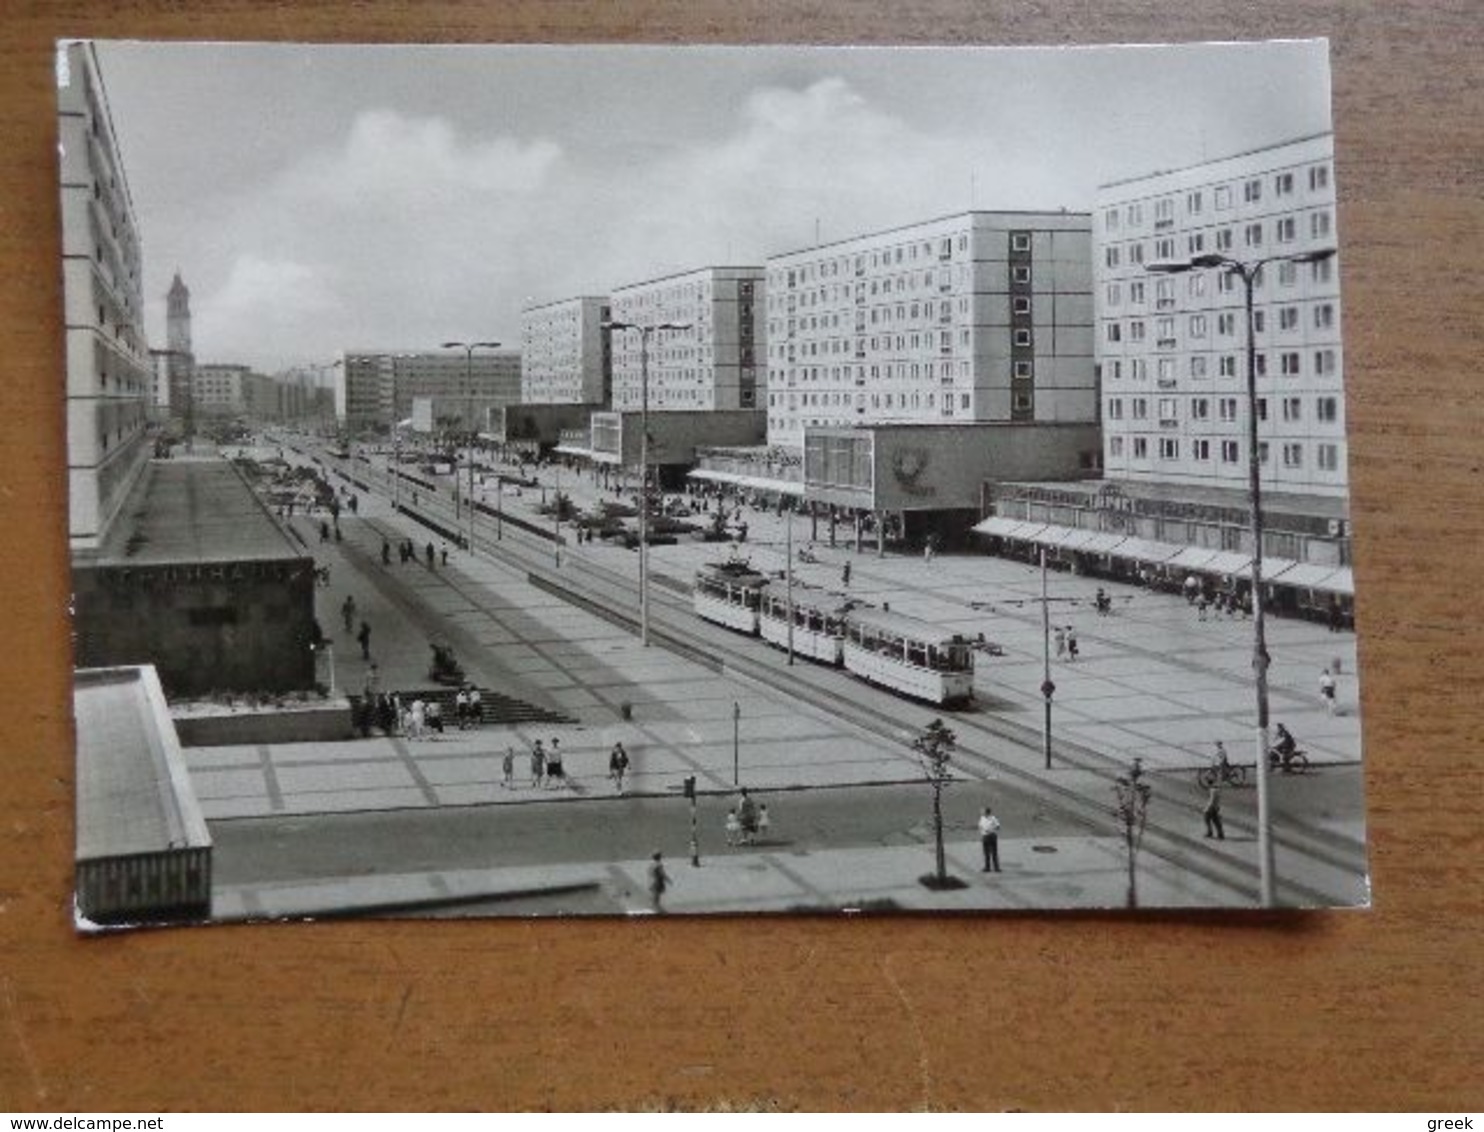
[194,363,250,416]
[1095,133,1343,497]
[520,296,611,405]
[340,349,523,431]
[608,266,766,414]
[58,42,152,551]
[763,211,1095,450]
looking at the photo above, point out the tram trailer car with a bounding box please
[758,581,848,666]
[693,560,770,634]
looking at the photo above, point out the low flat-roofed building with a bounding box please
[74,665,212,927]
[71,459,317,696]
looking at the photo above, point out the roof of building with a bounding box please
[769,208,1092,261]
[74,665,211,861]
[95,458,306,565]
[1096,131,1334,191]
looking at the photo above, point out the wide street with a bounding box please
[189,433,1370,913]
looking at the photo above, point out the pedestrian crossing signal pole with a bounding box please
[1041,547,1054,770]
[684,775,699,867]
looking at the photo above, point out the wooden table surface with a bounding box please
[1,1,1479,1112]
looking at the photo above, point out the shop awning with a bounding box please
[1268,562,1340,589]
[1078,531,1130,555]
[1311,566,1354,596]
[1004,521,1048,541]
[687,469,805,496]
[1056,527,1106,551]
[1199,551,1254,576]
[1110,537,1184,564]
[1234,557,1301,582]
[972,516,1025,538]
[1026,524,1076,547]
[1168,546,1220,570]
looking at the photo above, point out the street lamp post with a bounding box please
[442,340,501,554]
[602,320,691,646]
[1149,246,1336,908]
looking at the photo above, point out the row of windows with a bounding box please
[774,235,972,289]
[1105,257,1334,309]
[1102,213,1333,268]
[773,390,976,411]
[1104,304,1337,345]
[1104,349,1339,382]
[1108,435,1342,471]
[774,359,973,384]
[1106,394,1341,423]
[1102,163,1331,232]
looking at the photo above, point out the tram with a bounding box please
[841,607,976,707]
[757,581,850,666]
[693,565,976,707]
[692,559,771,634]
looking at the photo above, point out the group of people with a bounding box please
[351,690,445,740]
[725,789,770,847]
[384,538,446,569]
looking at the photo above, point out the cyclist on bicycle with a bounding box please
[1270,723,1300,770]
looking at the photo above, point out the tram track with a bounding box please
[308,443,1367,907]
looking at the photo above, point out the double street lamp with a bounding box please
[602,320,691,647]
[1149,246,1336,908]
[442,340,501,553]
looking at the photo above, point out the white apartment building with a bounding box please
[194,363,250,416]
[520,296,610,405]
[763,211,1095,450]
[340,349,522,430]
[1096,133,1344,496]
[58,42,152,552]
[608,266,765,414]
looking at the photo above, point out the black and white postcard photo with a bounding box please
[60,39,1367,927]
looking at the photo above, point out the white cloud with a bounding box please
[289,109,562,205]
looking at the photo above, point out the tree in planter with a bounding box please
[912,718,966,890]
[1111,757,1153,909]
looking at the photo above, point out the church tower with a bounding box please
[165,271,196,438]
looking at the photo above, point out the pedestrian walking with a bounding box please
[978,807,1001,872]
[467,685,482,728]
[1203,781,1225,840]
[842,561,851,588]
[501,746,515,790]
[1197,595,1209,621]
[440,543,449,567]
[609,742,630,793]
[425,699,444,735]
[1320,667,1338,715]
[357,619,372,661]
[425,542,435,569]
[724,810,740,847]
[1066,628,1079,662]
[530,740,546,788]
[1054,626,1067,659]
[647,851,670,913]
[341,594,357,633]
[361,662,380,698]
[454,686,469,728]
[546,737,565,788]
[408,697,426,741]
[319,520,330,543]
[757,803,771,843]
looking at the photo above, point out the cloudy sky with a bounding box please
[88,39,1331,375]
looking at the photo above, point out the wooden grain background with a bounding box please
[2,0,1479,1112]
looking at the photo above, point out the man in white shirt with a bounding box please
[978,807,1001,873]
